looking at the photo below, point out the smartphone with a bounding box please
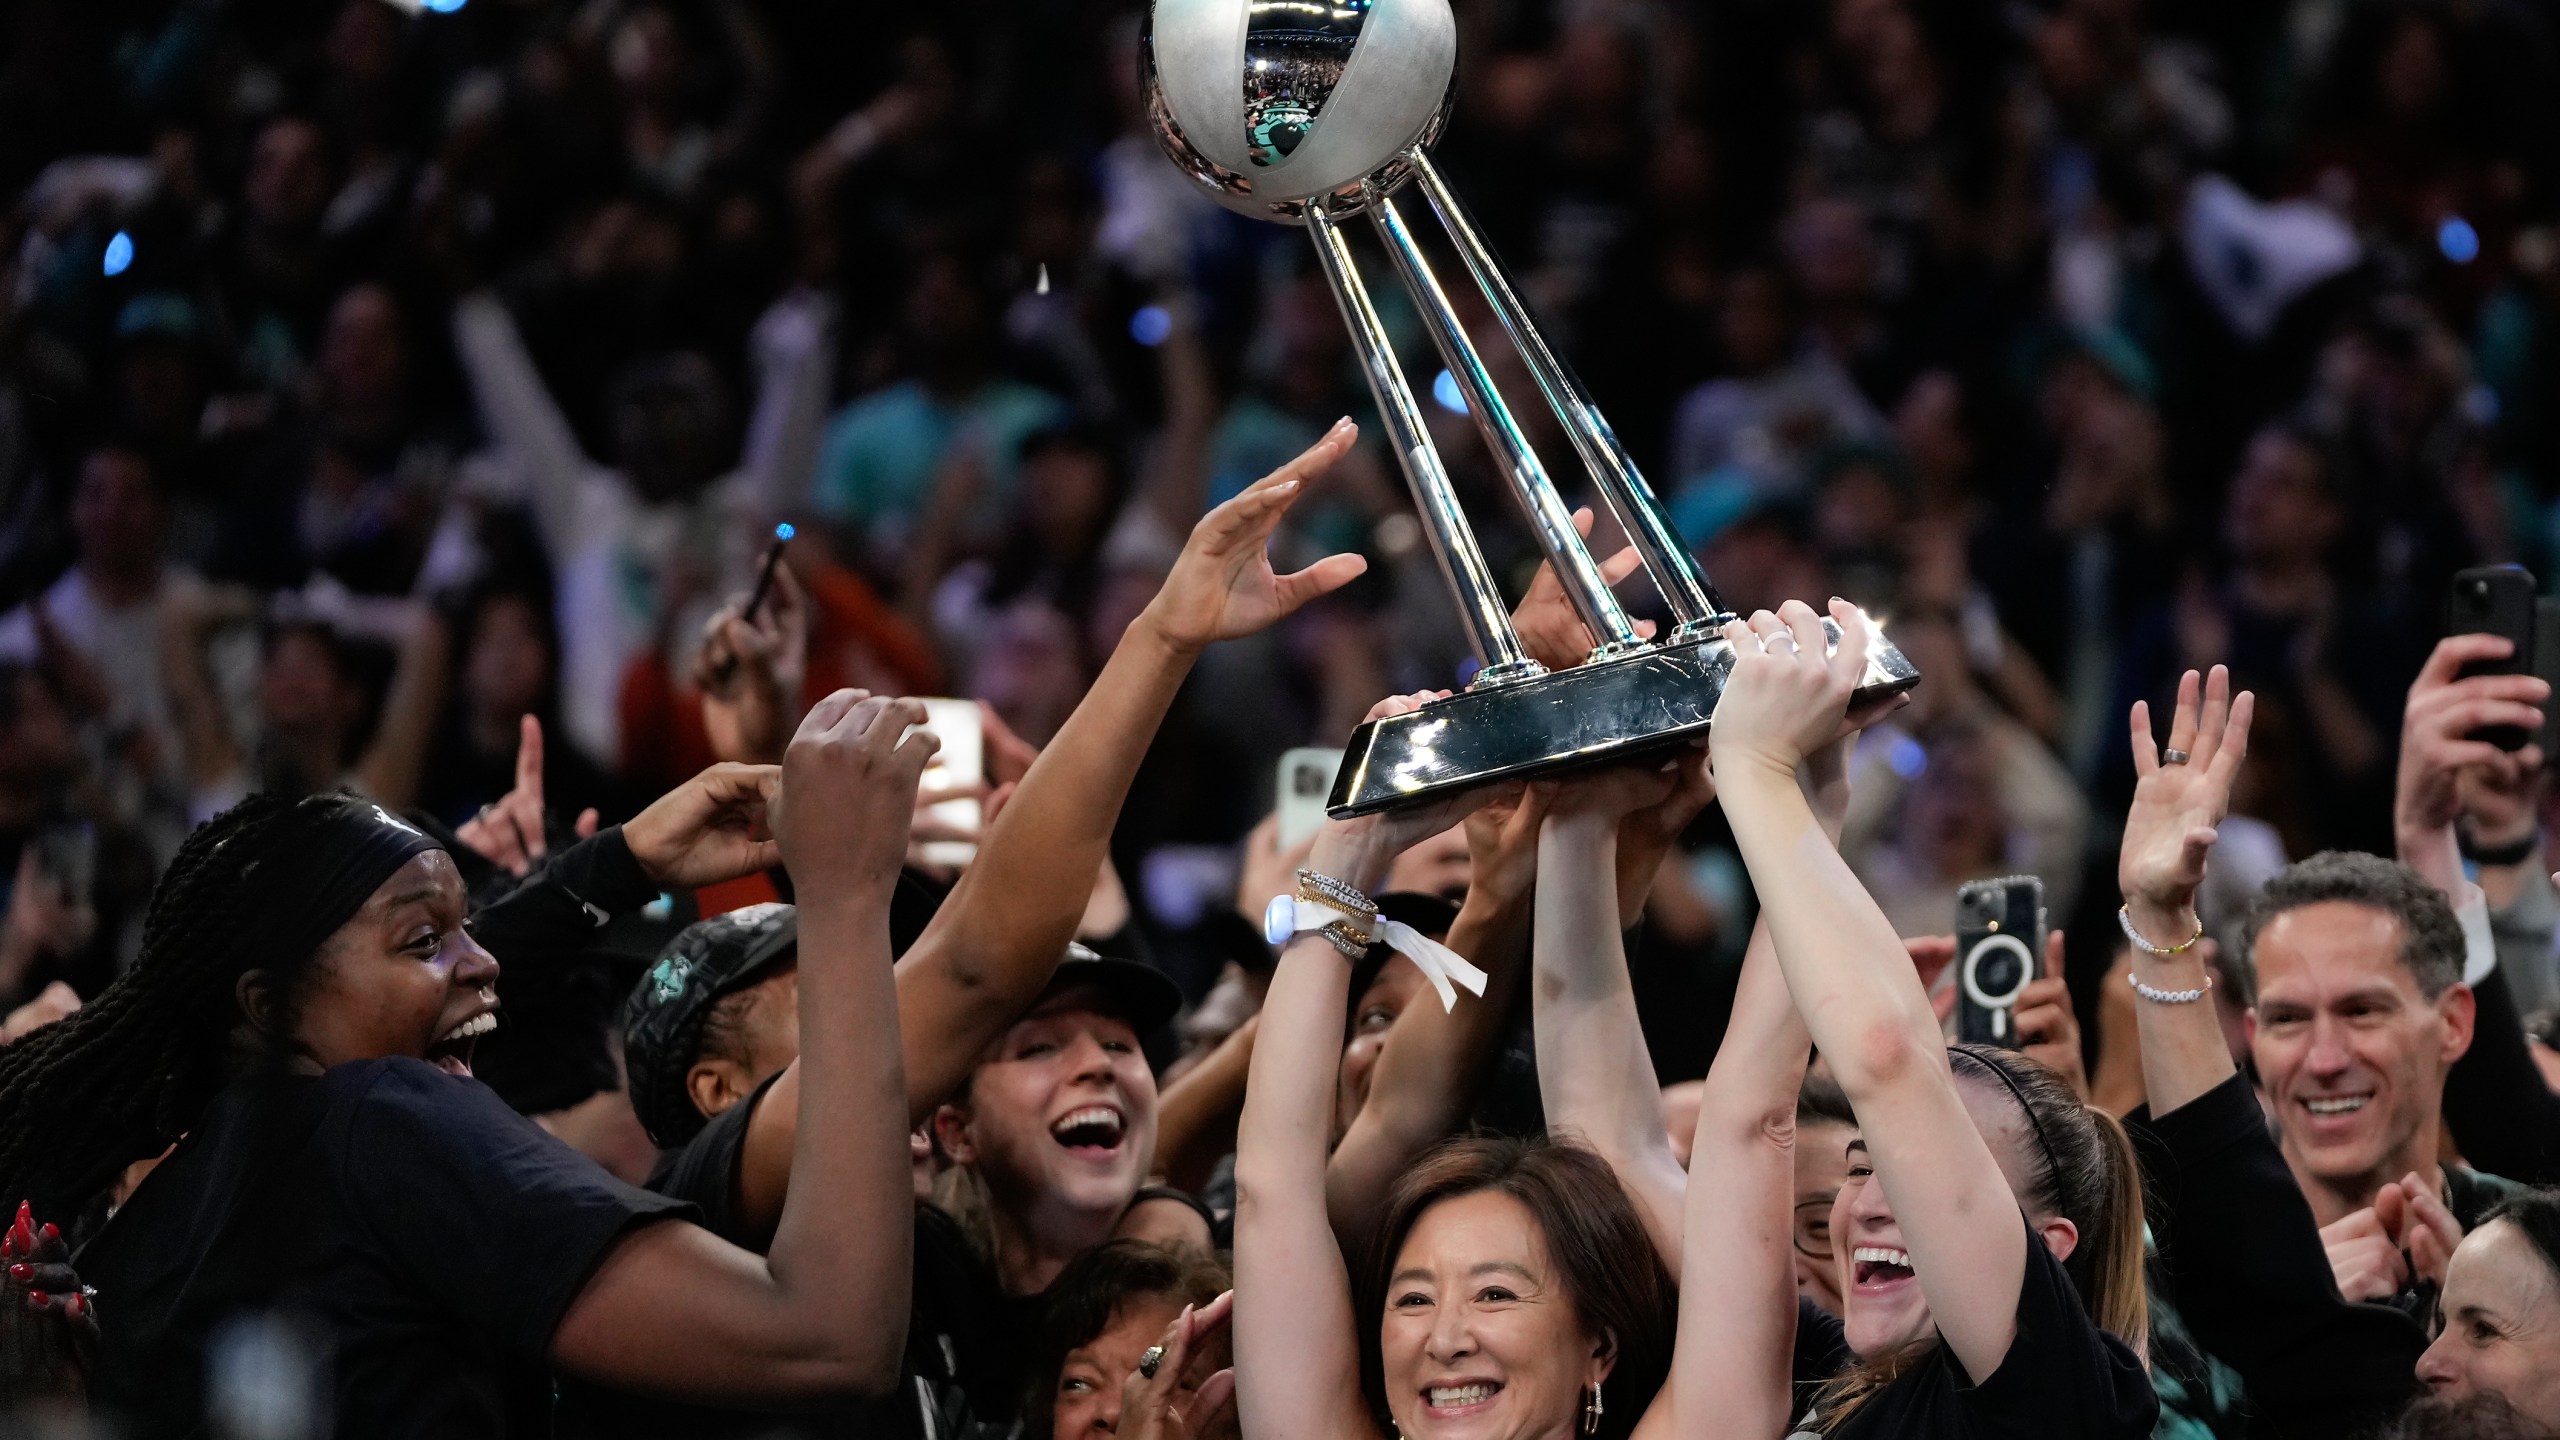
[2450,565,2538,752]
[1276,748,1346,848]
[913,699,985,870]
[1954,875,2045,1048]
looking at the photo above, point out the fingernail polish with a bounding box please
[66,1293,84,1319]
[25,1290,46,1307]
[39,1222,58,1245]
[7,1263,29,1282]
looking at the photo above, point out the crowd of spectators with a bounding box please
[9,0,2560,1435]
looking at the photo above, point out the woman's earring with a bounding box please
[1583,1380,1605,1435]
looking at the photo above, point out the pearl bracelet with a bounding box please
[2128,970,2214,1005]
[2117,903,2204,956]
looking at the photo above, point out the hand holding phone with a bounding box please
[1274,748,1346,848]
[1954,876,2046,1048]
[911,699,986,870]
[2449,566,2539,752]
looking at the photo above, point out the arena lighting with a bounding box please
[423,0,468,13]
[102,232,133,277]
[2439,216,2481,265]
[1129,305,1173,346]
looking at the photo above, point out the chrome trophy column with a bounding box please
[1143,0,1918,814]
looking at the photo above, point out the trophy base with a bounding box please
[1326,623,1921,817]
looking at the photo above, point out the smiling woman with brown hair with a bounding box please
[0,691,935,1438]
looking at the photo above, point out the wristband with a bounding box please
[2458,827,2540,868]
[1265,868,1489,1011]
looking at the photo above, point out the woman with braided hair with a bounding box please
[0,690,936,1437]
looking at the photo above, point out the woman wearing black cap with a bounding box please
[0,691,933,1437]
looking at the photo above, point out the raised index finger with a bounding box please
[515,714,546,798]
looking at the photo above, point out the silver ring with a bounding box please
[1761,633,1799,654]
[475,803,496,823]
[1138,1345,1166,1380]
[2162,747,2191,765]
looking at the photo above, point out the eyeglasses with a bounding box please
[1793,1197,1836,1262]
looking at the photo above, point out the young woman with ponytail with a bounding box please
[0,691,934,1437]
[1680,600,2156,1438]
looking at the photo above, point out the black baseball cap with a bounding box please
[1034,943,1185,1035]
[624,903,801,1148]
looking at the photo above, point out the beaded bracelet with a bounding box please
[2128,970,2214,1005]
[2117,903,2204,956]
[1294,867,1379,922]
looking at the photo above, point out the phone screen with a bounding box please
[914,699,985,869]
[1275,748,1345,848]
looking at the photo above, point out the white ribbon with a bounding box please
[1379,916,1488,1012]
[1270,895,1489,1011]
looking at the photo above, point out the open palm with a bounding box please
[2119,666,2255,910]
[1143,420,1372,654]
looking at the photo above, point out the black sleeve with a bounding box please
[469,827,663,989]
[332,1059,694,1361]
[2443,965,2560,1185]
[1790,1295,1850,1419]
[1956,1214,2157,1438]
[2130,1073,2425,1438]
[644,1070,783,1250]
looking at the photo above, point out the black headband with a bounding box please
[1948,1045,2063,1183]
[239,799,445,970]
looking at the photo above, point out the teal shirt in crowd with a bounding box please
[813,378,1066,543]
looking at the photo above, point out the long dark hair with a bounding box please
[0,793,384,1216]
[1357,1135,1675,1440]
[1813,1046,2149,1429]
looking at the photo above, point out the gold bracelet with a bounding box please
[2117,903,2204,956]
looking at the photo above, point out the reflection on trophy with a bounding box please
[1143,0,1920,815]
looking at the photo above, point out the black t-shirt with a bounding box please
[80,1058,691,1439]
[1787,1213,2157,1439]
[563,1073,1018,1439]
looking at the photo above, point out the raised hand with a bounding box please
[1708,600,1867,780]
[1137,420,1371,656]
[695,560,811,766]
[622,762,784,889]
[1304,691,1505,895]
[456,715,602,877]
[2014,932,2089,1102]
[2396,634,2546,895]
[0,1200,95,1396]
[2120,666,2256,938]
[1460,781,1553,911]
[1509,506,1650,672]
[771,691,936,901]
[1117,1290,1238,1440]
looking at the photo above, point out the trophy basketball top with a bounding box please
[1143,0,1458,222]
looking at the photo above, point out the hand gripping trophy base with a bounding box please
[1327,618,1922,817]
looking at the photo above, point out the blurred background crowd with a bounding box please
[5,0,2560,1078]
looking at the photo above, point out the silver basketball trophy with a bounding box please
[1143,0,1919,815]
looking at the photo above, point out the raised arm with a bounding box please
[1234,713,1487,1440]
[450,291,593,559]
[1708,599,2026,1383]
[549,692,927,1401]
[719,424,1373,1233]
[1529,756,1695,1271]
[351,606,450,810]
[2118,667,2256,1117]
[892,421,1367,1124]
[1324,784,1544,1251]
